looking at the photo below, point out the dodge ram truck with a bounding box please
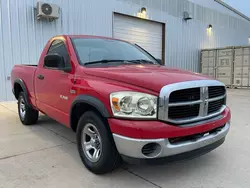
[11,35,231,174]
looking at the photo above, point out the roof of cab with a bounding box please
[67,35,123,41]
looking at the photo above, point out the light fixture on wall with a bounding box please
[141,7,147,14]
[208,24,213,29]
[248,37,250,44]
[137,7,147,19]
[207,24,213,36]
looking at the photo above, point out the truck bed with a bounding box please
[11,64,37,100]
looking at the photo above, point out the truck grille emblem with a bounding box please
[200,87,209,117]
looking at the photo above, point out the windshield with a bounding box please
[71,38,159,65]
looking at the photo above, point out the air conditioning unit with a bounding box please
[36,1,60,21]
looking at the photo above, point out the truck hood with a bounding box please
[85,65,212,92]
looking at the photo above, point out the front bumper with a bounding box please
[121,138,225,164]
[113,122,230,159]
[109,107,231,139]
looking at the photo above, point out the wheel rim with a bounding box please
[19,97,26,120]
[82,123,102,163]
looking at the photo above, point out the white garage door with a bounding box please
[113,14,163,59]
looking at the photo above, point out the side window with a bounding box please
[46,40,71,68]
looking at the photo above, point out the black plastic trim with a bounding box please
[13,79,32,107]
[121,137,225,165]
[70,95,111,128]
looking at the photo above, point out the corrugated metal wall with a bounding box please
[0,0,115,101]
[1,0,250,101]
[116,0,250,70]
[187,0,248,21]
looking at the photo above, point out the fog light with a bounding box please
[141,143,161,158]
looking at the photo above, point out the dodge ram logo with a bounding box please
[204,98,209,106]
[201,87,209,116]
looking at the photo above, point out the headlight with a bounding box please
[110,92,157,119]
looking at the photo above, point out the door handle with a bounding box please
[37,74,44,80]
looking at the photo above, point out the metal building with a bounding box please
[0,0,250,101]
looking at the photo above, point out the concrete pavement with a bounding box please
[0,89,250,188]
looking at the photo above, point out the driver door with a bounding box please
[35,39,74,125]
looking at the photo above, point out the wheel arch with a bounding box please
[13,79,31,107]
[70,95,111,132]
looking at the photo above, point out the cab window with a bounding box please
[45,40,71,68]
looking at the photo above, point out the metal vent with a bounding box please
[183,11,193,20]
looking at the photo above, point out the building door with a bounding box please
[113,13,164,60]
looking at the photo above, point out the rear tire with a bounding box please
[18,92,39,125]
[76,111,121,174]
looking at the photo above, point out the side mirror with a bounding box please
[44,54,71,72]
[157,59,163,65]
[63,67,72,73]
[44,54,65,69]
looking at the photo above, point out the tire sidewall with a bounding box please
[18,93,26,123]
[17,92,38,125]
[76,111,119,173]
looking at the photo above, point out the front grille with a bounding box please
[169,88,200,102]
[208,98,226,114]
[158,81,227,124]
[208,86,226,98]
[169,104,199,119]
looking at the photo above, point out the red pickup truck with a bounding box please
[11,35,231,174]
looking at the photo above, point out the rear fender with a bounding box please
[13,79,32,108]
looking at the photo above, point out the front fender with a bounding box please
[71,95,110,117]
[70,95,111,130]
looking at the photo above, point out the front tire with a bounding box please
[18,92,39,125]
[76,111,121,174]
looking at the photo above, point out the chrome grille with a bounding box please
[208,98,226,114]
[169,88,200,102]
[168,104,200,119]
[158,80,226,124]
[208,86,226,98]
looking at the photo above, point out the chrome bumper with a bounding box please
[113,122,230,159]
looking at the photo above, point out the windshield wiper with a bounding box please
[84,59,126,65]
[126,59,156,64]
[84,59,156,66]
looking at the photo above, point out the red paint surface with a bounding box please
[109,107,231,139]
[11,35,231,139]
